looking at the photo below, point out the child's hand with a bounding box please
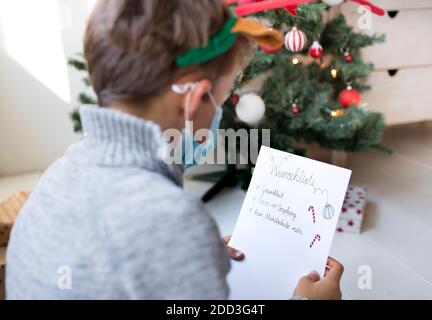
[293,257,344,300]
[222,236,245,261]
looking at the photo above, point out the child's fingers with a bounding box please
[325,257,344,282]
[306,271,321,282]
[297,271,320,288]
[222,235,245,261]
[222,235,231,245]
[227,246,245,261]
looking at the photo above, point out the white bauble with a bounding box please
[322,0,344,6]
[235,94,266,125]
[284,27,307,52]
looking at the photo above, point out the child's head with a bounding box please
[84,0,282,132]
[85,0,248,105]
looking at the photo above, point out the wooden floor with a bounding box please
[1,122,432,299]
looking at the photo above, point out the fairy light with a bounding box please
[331,69,338,79]
[292,58,299,65]
[330,109,345,118]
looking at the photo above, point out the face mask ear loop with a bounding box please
[172,83,195,124]
[184,90,193,132]
[207,91,218,111]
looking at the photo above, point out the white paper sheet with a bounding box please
[228,146,352,300]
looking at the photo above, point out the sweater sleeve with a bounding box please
[101,187,231,300]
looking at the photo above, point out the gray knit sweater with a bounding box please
[6,106,230,300]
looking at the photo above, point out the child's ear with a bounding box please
[186,79,212,120]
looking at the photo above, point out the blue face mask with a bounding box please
[172,83,223,170]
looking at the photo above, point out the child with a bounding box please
[6,0,343,299]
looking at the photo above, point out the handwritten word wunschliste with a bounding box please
[270,157,316,188]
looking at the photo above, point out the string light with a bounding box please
[292,58,299,65]
[331,69,338,79]
[330,109,345,118]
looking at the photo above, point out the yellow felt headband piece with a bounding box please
[232,18,284,50]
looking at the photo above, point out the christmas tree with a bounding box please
[68,53,96,133]
[68,0,390,196]
[224,1,387,152]
[214,0,389,192]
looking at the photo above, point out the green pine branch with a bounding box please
[68,54,87,72]
[223,2,390,162]
[68,53,96,133]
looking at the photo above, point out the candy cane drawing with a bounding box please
[309,234,321,248]
[308,205,316,224]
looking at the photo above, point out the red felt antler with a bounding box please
[285,5,298,16]
[225,0,385,17]
[225,0,307,17]
[233,0,318,17]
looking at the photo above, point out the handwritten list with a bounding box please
[228,146,351,300]
[252,185,301,234]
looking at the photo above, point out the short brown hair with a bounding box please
[84,0,252,106]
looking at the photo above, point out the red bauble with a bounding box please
[339,86,361,108]
[292,103,301,115]
[344,51,353,63]
[230,94,240,106]
[309,41,323,59]
[260,44,282,55]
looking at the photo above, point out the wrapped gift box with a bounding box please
[336,186,367,234]
[0,191,30,247]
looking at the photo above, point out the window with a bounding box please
[87,0,97,13]
[0,0,71,102]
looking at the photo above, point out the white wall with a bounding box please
[0,0,92,176]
